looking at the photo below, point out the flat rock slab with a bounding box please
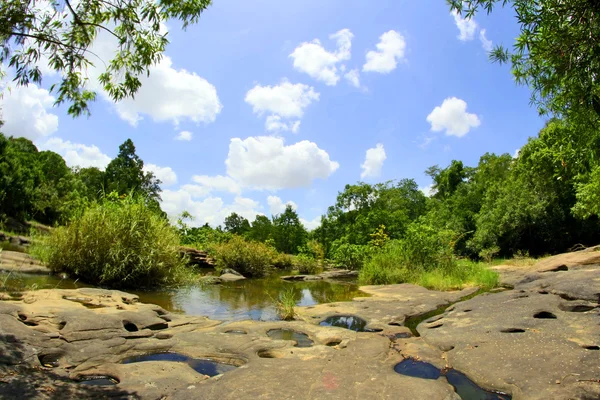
[0,250,50,274]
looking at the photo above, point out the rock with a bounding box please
[280,270,357,282]
[219,273,246,282]
[280,274,323,281]
[0,250,50,274]
[200,276,222,285]
[179,246,215,268]
[220,268,242,277]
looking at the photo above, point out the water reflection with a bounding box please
[1,271,366,321]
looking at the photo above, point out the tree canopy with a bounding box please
[0,0,212,116]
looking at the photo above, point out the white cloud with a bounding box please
[265,115,301,134]
[300,216,321,231]
[267,195,298,216]
[426,97,481,137]
[452,10,478,41]
[479,29,493,51]
[1,83,58,140]
[245,80,319,119]
[363,30,406,74]
[289,29,353,86]
[226,136,339,190]
[192,175,241,195]
[111,56,222,127]
[360,143,387,179]
[420,184,435,197]
[344,69,361,88]
[39,138,111,170]
[160,189,262,227]
[175,130,193,141]
[144,163,178,186]
[513,148,521,159]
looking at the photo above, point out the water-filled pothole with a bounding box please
[121,352,238,377]
[267,329,313,347]
[78,376,119,386]
[319,315,380,332]
[394,359,511,399]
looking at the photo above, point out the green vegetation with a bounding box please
[210,236,280,278]
[293,254,321,275]
[31,195,189,288]
[1,0,212,116]
[274,287,297,321]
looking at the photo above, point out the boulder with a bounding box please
[179,246,214,268]
[219,273,246,282]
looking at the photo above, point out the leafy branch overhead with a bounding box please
[0,0,212,116]
[448,0,600,121]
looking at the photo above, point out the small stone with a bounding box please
[555,380,561,384]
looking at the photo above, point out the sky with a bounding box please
[1,0,546,229]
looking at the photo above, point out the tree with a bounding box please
[0,0,212,116]
[224,212,251,236]
[104,139,161,201]
[272,205,307,254]
[449,0,600,123]
[248,215,273,242]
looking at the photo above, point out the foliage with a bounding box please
[293,254,321,275]
[1,0,212,116]
[368,225,390,248]
[449,0,600,124]
[211,235,278,277]
[31,195,189,288]
[247,215,273,242]
[224,212,251,235]
[274,287,297,321]
[298,239,325,260]
[330,242,372,270]
[272,205,307,254]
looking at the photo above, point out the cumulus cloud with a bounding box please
[300,216,321,231]
[479,29,493,51]
[245,80,319,133]
[39,138,111,170]
[111,56,222,127]
[267,195,298,216]
[175,130,193,141]
[265,115,301,134]
[192,175,241,195]
[226,136,339,190]
[426,97,480,137]
[160,190,262,227]
[344,69,361,88]
[1,83,58,140]
[144,163,178,186]
[363,30,406,74]
[420,184,435,197]
[452,10,478,41]
[360,143,387,179]
[289,29,353,86]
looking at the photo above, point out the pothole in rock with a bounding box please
[224,330,247,335]
[394,359,512,399]
[559,303,596,313]
[500,328,526,333]
[583,345,600,350]
[77,376,120,386]
[257,349,279,358]
[122,321,138,332]
[544,265,568,272]
[267,329,313,348]
[319,315,381,332]
[17,313,38,326]
[533,311,557,319]
[38,354,61,368]
[326,340,342,347]
[121,352,238,377]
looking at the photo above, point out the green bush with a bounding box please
[330,242,372,270]
[358,222,499,290]
[211,235,278,277]
[31,195,189,288]
[293,254,321,274]
[272,252,294,270]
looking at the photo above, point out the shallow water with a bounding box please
[394,359,512,400]
[0,271,365,321]
[267,329,314,347]
[121,352,237,376]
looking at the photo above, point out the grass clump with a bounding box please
[211,235,280,277]
[358,224,499,290]
[31,195,190,288]
[274,287,297,320]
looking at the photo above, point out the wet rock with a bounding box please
[220,273,246,282]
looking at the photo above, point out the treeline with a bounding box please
[0,134,162,225]
[314,119,600,263]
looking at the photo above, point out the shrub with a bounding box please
[330,243,372,270]
[274,287,297,320]
[293,254,321,274]
[298,239,325,260]
[211,235,277,277]
[31,196,189,288]
[272,252,294,270]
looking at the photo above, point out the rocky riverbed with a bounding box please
[1,247,599,399]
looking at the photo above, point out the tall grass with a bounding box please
[358,224,499,290]
[31,196,190,288]
[211,235,281,277]
[274,287,297,320]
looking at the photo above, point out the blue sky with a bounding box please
[2,0,546,228]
